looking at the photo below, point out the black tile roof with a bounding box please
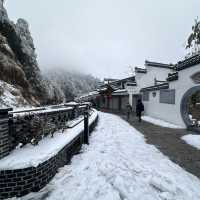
[140,82,169,92]
[135,67,147,73]
[166,72,179,82]
[108,76,136,87]
[145,60,173,69]
[174,54,200,71]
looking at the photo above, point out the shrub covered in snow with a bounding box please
[10,108,71,148]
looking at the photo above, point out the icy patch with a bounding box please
[142,115,183,129]
[17,112,200,200]
[0,110,98,170]
[182,134,200,150]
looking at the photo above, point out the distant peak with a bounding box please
[0,0,5,7]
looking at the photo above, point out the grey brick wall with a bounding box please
[0,108,12,159]
[0,114,98,199]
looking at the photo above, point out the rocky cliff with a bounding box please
[0,2,100,108]
[0,1,64,106]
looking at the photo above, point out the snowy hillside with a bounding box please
[43,68,101,101]
[0,80,33,108]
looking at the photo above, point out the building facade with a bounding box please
[78,54,200,130]
[135,56,200,128]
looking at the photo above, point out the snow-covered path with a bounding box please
[17,112,200,200]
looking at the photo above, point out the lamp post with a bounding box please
[83,106,89,145]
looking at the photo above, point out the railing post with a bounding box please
[83,107,89,145]
[0,107,13,159]
[72,105,77,119]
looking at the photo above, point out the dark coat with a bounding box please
[136,101,144,114]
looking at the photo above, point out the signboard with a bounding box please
[127,86,140,94]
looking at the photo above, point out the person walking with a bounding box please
[126,103,132,120]
[136,99,144,122]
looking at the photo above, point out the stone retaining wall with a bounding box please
[0,108,12,159]
[0,114,98,199]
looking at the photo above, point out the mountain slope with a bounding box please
[43,69,100,101]
[0,1,64,107]
[0,1,100,107]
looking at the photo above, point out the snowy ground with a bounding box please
[182,134,200,150]
[13,112,200,200]
[142,116,183,129]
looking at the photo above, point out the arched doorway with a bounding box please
[181,86,200,132]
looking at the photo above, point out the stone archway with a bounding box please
[181,85,200,131]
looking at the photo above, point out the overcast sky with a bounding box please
[5,0,200,79]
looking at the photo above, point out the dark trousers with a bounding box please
[127,112,130,120]
[137,112,142,122]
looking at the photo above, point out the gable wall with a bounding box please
[136,66,172,88]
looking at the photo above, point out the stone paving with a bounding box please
[105,110,200,179]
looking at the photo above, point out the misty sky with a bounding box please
[5,0,200,79]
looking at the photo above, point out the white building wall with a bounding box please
[93,63,200,128]
[143,91,179,126]
[126,66,170,107]
[142,64,200,128]
[126,86,139,106]
[169,64,200,127]
[136,66,171,88]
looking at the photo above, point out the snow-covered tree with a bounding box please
[186,18,200,50]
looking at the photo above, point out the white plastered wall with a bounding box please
[137,66,171,88]
[122,64,200,128]
[126,66,172,108]
[142,64,200,128]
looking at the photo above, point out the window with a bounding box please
[142,91,149,101]
[160,89,175,104]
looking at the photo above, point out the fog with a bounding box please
[5,0,200,79]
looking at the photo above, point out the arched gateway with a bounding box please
[181,85,200,131]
